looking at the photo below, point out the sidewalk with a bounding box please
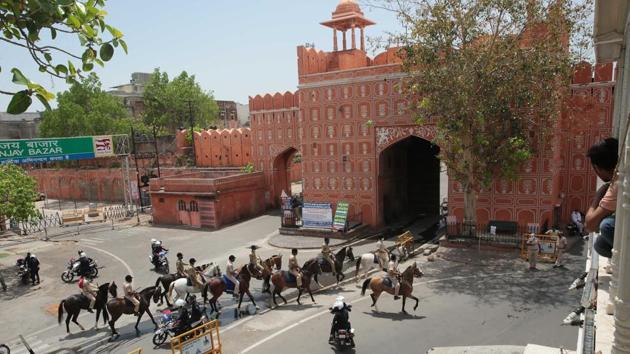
[268,233,358,249]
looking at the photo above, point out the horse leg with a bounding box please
[278,290,288,305]
[314,273,323,288]
[65,313,72,333]
[95,308,100,329]
[308,287,316,304]
[134,311,143,335]
[272,290,279,306]
[72,312,85,331]
[108,312,122,339]
[237,291,244,315]
[410,294,419,311]
[246,289,259,310]
[296,288,302,305]
[402,296,407,314]
[146,307,158,330]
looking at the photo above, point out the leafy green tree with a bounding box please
[0,0,127,113]
[0,164,37,225]
[143,69,218,132]
[39,73,136,137]
[380,0,591,224]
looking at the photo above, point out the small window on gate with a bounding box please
[178,200,187,211]
[190,201,199,212]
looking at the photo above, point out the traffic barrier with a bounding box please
[170,320,222,354]
[520,233,559,263]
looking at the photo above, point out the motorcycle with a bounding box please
[152,305,208,346]
[61,257,98,283]
[150,250,170,274]
[0,343,9,354]
[15,259,29,285]
[332,328,356,351]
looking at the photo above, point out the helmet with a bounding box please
[156,241,162,246]
[174,299,186,308]
[151,238,157,244]
[79,252,87,259]
[333,296,345,310]
[31,254,37,259]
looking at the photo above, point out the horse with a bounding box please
[156,263,220,307]
[202,264,262,315]
[270,259,321,306]
[105,283,160,338]
[361,262,424,313]
[261,254,282,293]
[166,264,222,305]
[57,282,112,333]
[313,246,354,286]
[355,250,390,282]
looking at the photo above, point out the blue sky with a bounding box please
[0,1,402,111]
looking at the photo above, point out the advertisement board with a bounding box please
[333,201,349,231]
[302,202,333,229]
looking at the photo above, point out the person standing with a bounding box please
[554,232,568,268]
[571,210,585,235]
[225,255,240,296]
[123,275,140,315]
[526,233,540,270]
[288,248,302,288]
[28,254,40,285]
[176,253,187,278]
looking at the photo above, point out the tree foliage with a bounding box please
[0,0,126,113]
[0,164,37,223]
[39,73,140,137]
[380,0,591,223]
[143,69,218,132]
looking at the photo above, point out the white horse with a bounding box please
[167,264,221,303]
[355,251,389,281]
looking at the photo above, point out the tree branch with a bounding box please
[0,90,17,95]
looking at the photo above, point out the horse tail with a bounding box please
[361,278,371,296]
[58,300,65,324]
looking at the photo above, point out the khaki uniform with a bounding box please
[123,281,140,312]
[82,279,98,309]
[226,260,240,295]
[387,260,400,296]
[555,235,568,266]
[176,259,187,277]
[249,251,263,272]
[526,234,540,269]
[321,244,337,275]
[185,265,203,289]
[288,254,302,287]
[375,240,389,270]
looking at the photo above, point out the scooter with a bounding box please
[150,250,170,274]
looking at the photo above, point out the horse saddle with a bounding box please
[283,271,297,284]
[222,275,235,292]
[382,276,393,289]
[316,254,325,265]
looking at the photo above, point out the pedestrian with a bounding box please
[526,233,540,270]
[554,232,568,268]
[28,254,40,285]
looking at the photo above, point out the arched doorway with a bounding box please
[378,136,440,225]
[272,147,301,206]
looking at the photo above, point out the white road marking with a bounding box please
[82,244,134,277]
[239,270,520,353]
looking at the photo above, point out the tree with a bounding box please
[0,0,127,113]
[39,73,139,137]
[143,69,218,132]
[0,164,37,225]
[379,0,591,224]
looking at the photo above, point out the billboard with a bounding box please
[0,135,115,164]
[302,202,333,229]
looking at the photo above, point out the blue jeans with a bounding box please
[595,215,615,258]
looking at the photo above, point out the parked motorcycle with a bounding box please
[61,257,98,283]
[152,304,208,346]
[332,328,356,351]
[15,258,29,285]
[150,250,170,274]
[0,343,10,354]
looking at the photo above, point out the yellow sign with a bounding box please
[171,320,222,354]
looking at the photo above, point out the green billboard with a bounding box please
[0,136,115,164]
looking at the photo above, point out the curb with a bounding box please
[267,232,375,250]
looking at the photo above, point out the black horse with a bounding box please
[57,282,112,333]
[313,246,354,285]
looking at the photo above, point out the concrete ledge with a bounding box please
[278,224,371,239]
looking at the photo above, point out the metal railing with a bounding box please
[15,212,63,235]
[577,232,599,354]
[444,221,527,247]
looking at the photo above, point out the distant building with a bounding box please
[0,112,42,139]
[108,72,151,117]
[236,103,250,127]
[216,100,249,128]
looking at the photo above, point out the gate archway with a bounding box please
[271,147,300,207]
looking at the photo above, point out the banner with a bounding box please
[0,135,115,164]
[333,201,349,231]
[302,202,333,229]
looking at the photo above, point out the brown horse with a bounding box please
[361,262,424,313]
[57,282,112,333]
[261,254,282,293]
[105,283,160,339]
[202,264,262,315]
[270,259,321,306]
[313,246,354,285]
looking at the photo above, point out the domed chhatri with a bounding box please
[321,0,375,51]
[334,0,362,16]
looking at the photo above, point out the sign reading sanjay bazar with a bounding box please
[0,136,115,164]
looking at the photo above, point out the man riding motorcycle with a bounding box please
[172,296,203,335]
[78,251,93,277]
[329,295,354,347]
[151,239,167,266]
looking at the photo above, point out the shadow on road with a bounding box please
[364,311,426,321]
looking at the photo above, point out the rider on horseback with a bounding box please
[185,258,204,290]
[226,255,240,296]
[288,248,302,288]
[388,254,401,300]
[123,275,141,315]
[375,238,388,271]
[321,238,337,276]
[176,252,187,277]
[79,276,98,313]
[248,245,264,273]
